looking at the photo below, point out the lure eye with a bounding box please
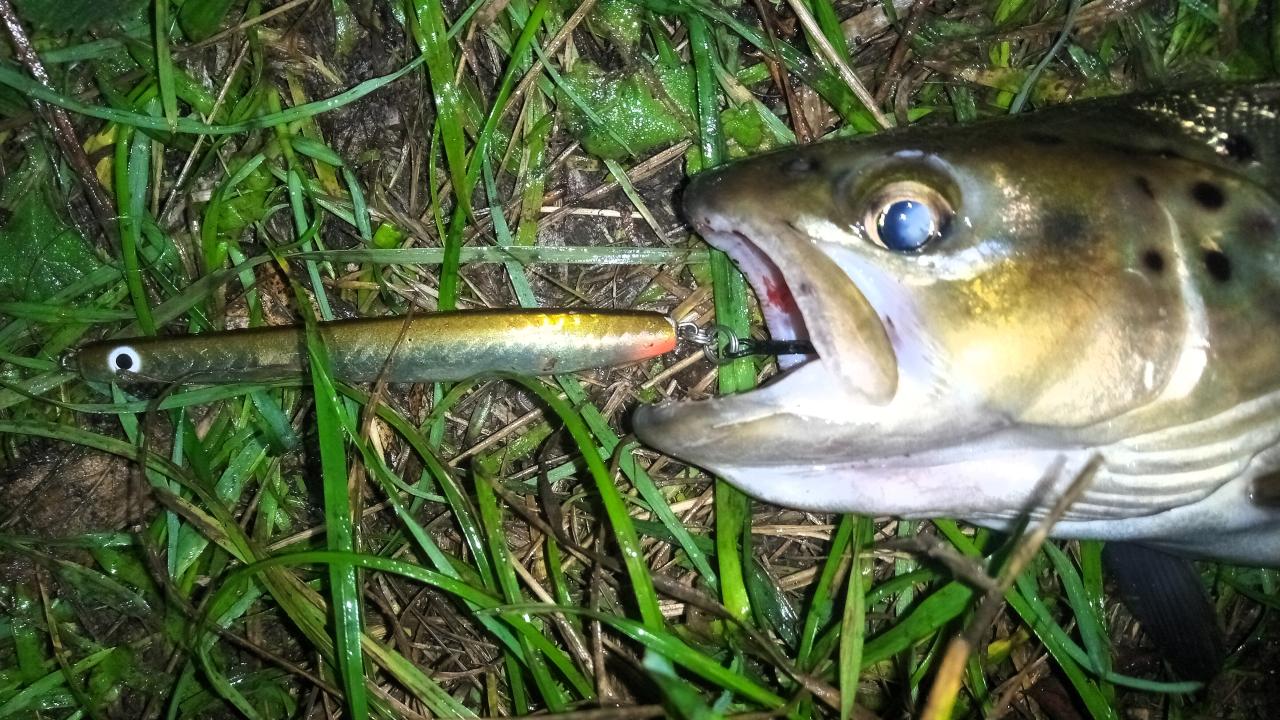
[862,180,952,253]
[106,346,141,374]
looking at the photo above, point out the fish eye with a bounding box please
[862,181,952,253]
[106,346,141,374]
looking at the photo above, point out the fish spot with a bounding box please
[1191,181,1225,210]
[883,316,899,346]
[1025,132,1065,146]
[1134,176,1155,199]
[1222,133,1256,162]
[1043,210,1088,247]
[1141,249,1166,274]
[1203,249,1232,282]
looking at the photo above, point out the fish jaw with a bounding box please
[634,356,1036,514]
[636,361,883,469]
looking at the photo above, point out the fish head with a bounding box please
[636,121,1204,515]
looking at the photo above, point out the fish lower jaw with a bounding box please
[631,360,885,468]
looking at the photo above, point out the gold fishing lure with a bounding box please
[73,309,677,384]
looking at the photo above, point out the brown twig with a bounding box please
[919,455,1102,720]
[783,0,891,129]
[752,0,813,143]
[875,0,929,106]
[0,0,119,255]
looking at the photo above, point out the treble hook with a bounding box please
[676,322,816,365]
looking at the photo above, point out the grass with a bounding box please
[0,0,1277,718]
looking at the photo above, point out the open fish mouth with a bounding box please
[679,173,900,404]
[705,226,815,372]
[633,177,900,468]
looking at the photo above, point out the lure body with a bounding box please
[635,84,1280,566]
[75,309,676,384]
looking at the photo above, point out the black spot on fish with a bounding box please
[882,315,899,347]
[1203,249,1232,282]
[1134,176,1155,199]
[1025,132,1065,146]
[1223,133,1256,162]
[1141,249,1166,274]
[1191,181,1225,210]
[114,353,133,371]
[1101,142,1186,162]
[783,156,820,176]
[1043,210,1088,247]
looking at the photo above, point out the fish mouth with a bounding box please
[633,189,900,469]
[689,210,898,399]
[709,226,814,372]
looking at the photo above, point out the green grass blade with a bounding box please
[117,125,156,335]
[497,604,787,708]
[839,517,872,719]
[303,309,368,718]
[409,0,470,216]
[474,469,574,709]
[155,0,178,128]
[292,245,707,265]
[507,375,665,630]
[0,56,427,135]
[689,12,755,625]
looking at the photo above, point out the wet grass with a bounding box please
[0,0,1277,718]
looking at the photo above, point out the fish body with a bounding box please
[74,309,676,384]
[635,84,1280,566]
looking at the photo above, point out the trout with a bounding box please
[635,85,1280,569]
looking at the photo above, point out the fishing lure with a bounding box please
[72,309,678,384]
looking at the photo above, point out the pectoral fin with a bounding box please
[1102,543,1226,683]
